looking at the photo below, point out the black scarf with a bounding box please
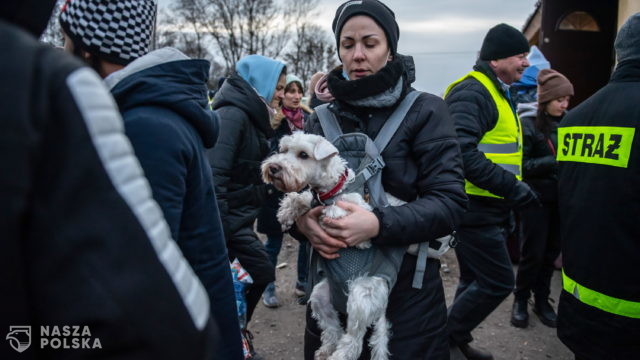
[327,57,405,102]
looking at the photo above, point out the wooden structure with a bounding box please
[522,0,640,107]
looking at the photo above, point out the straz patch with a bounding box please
[557,126,636,168]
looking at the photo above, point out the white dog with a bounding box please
[261,132,392,360]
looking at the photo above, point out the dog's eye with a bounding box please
[279,147,288,153]
[298,151,309,159]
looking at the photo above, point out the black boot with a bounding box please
[533,297,557,328]
[510,298,529,328]
[453,342,494,360]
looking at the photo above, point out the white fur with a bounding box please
[261,132,391,360]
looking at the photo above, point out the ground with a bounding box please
[250,234,573,360]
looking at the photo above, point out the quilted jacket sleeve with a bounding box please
[207,106,246,241]
[445,79,519,198]
[371,95,467,246]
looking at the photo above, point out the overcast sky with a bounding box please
[159,0,539,95]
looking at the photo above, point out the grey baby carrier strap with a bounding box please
[312,91,430,306]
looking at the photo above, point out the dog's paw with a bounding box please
[355,240,372,249]
[314,349,333,360]
[323,204,347,219]
[280,220,294,232]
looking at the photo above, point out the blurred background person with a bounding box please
[258,74,312,308]
[445,23,539,360]
[209,54,286,359]
[511,69,573,329]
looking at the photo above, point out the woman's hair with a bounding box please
[535,102,554,137]
[285,81,303,94]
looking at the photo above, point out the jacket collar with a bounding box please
[474,60,506,95]
[611,59,640,83]
[105,47,189,90]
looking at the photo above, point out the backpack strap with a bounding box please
[412,242,430,289]
[315,104,343,142]
[373,90,421,152]
[344,90,422,193]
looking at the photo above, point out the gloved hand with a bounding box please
[508,181,541,210]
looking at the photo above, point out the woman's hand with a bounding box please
[321,201,380,247]
[296,206,347,259]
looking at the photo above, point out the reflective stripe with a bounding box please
[497,163,521,175]
[478,142,519,154]
[562,270,640,319]
[67,68,210,330]
[557,126,636,168]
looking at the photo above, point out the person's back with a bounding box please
[0,2,217,358]
[556,14,640,359]
[106,48,223,257]
[58,1,243,358]
[104,49,244,360]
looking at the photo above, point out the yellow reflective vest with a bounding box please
[445,71,523,198]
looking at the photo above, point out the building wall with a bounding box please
[618,0,640,28]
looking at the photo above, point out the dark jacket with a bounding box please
[108,48,242,360]
[445,60,521,225]
[0,18,218,359]
[557,60,640,360]
[208,73,273,263]
[303,76,467,248]
[519,108,559,203]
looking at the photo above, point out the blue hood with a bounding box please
[108,48,218,148]
[235,54,285,104]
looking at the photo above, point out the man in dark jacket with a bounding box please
[556,13,640,360]
[208,54,286,357]
[444,23,539,360]
[59,1,242,359]
[1,1,218,358]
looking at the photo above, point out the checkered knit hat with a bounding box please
[59,0,157,65]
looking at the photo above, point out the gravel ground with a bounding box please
[250,234,573,360]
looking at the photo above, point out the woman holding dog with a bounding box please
[291,0,467,358]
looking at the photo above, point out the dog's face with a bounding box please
[261,133,339,193]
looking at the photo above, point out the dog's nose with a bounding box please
[269,164,282,175]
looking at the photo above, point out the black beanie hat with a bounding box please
[479,23,529,61]
[332,0,399,60]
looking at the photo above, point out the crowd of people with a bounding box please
[1,0,638,360]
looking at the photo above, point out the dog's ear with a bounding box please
[278,135,292,152]
[313,138,338,160]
